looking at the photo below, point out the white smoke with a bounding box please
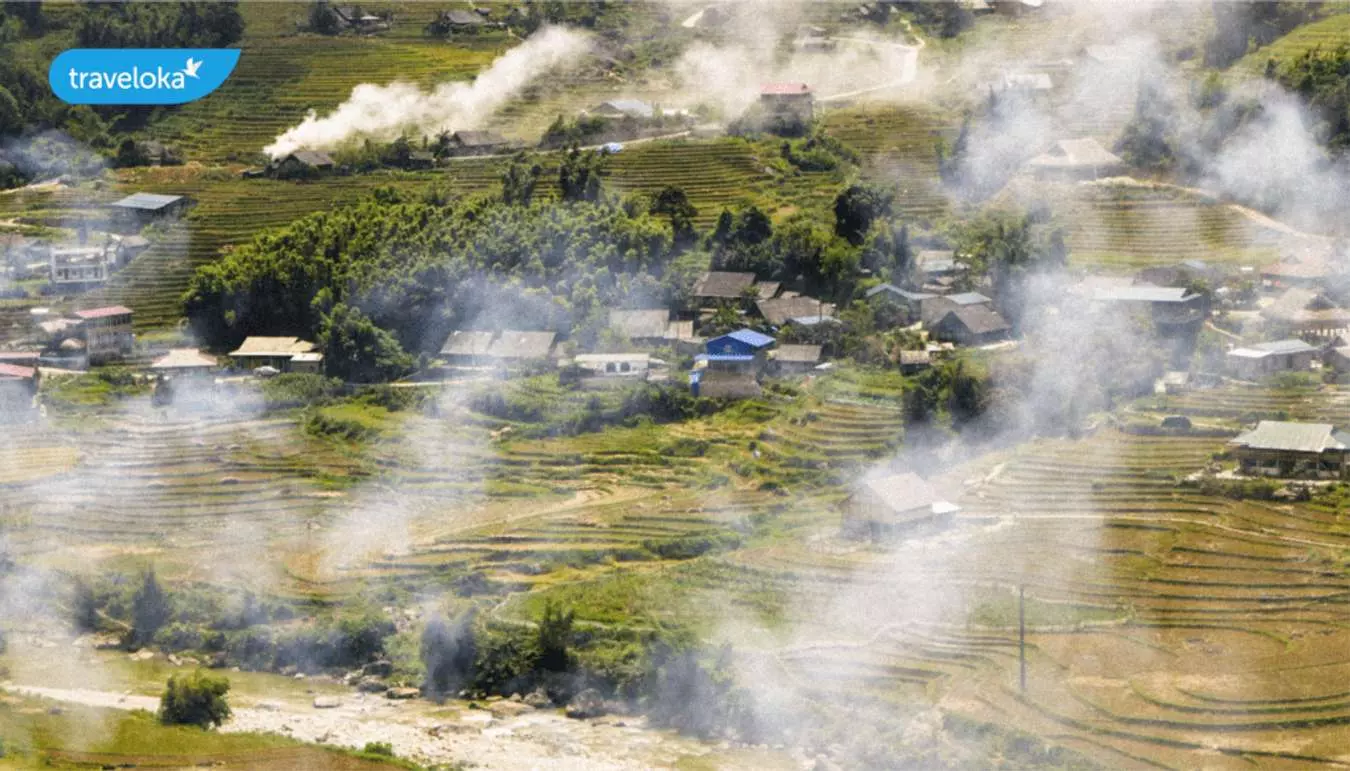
[263,26,593,158]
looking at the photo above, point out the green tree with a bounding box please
[833,184,894,246]
[648,186,698,246]
[308,1,339,34]
[130,568,171,648]
[71,576,100,633]
[318,303,414,383]
[536,600,573,672]
[159,671,231,729]
[502,152,543,205]
[1115,80,1177,170]
[558,147,604,202]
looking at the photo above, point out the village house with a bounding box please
[990,0,1044,16]
[74,306,134,363]
[0,362,38,414]
[587,100,656,120]
[571,353,658,388]
[915,249,964,289]
[1261,245,1347,290]
[48,244,116,291]
[929,305,1012,346]
[150,348,219,379]
[770,343,822,374]
[439,330,496,366]
[1261,287,1350,339]
[117,234,151,262]
[270,150,335,178]
[135,140,183,167]
[841,472,961,539]
[332,5,390,33]
[792,25,835,52]
[698,328,775,374]
[899,349,932,374]
[692,271,757,308]
[920,291,994,325]
[690,369,761,399]
[756,295,837,327]
[108,192,191,231]
[1135,259,1221,288]
[1080,282,1208,333]
[865,284,936,325]
[1225,339,1319,380]
[1026,138,1125,180]
[1229,420,1350,478]
[445,130,510,156]
[228,337,323,373]
[486,330,557,365]
[607,309,700,351]
[755,281,782,301]
[430,8,485,33]
[759,82,814,125]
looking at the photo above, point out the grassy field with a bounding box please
[0,695,402,770]
[1235,8,1350,74]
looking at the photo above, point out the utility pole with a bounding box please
[1019,584,1027,694]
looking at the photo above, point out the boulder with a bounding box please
[362,660,393,677]
[565,688,606,719]
[356,677,388,693]
[313,696,342,709]
[386,687,420,700]
[523,688,553,709]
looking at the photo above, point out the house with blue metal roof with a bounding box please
[700,328,775,373]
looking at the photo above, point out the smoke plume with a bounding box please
[263,26,592,158]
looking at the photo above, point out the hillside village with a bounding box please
[4,1,1350,769]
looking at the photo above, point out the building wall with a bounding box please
[84,315,134,362]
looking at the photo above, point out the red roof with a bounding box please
[761,82,811,95]
[73,306,133,320]
[0,363,36,380]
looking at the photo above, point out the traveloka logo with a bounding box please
[49,49,240,105]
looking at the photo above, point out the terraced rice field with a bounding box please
[148,3,509,163]
[1059,185,1287,269]
[821,104,953,224]
[1236,9,1350,74]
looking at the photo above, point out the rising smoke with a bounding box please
[263,26,593,158]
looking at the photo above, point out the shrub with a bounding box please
[361,742,394,757]
[260,374,344,409]
[159,670,231,729]
[421,609,477,700]
[536,601,574,673]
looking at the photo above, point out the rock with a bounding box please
[362,660,393,677]
[565,688,606,719]
[313,696,342,709]
[129,649,155,661]
[293,673,306,680]
[279,665,298,677]
[489,700,533,718]
[356,677,388,693]
[256,700,283,711]
[509,692,522,702]
[386,687,420,700]
[523,688,552,709]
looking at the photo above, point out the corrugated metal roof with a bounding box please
[1228,339,1317,358]
[230,337,316,357]
[864,283,935,302]
[946,292,992,306]
[1091,285,1193,303]
[860,472,958,517]
[1230,421,1348,453]
[110,192,185,211]
[487,330,556,360]
[692,271,756,298]
[761,82,811,95]
[440,330,495,357]
[150,348,217,370]
[719,329,775,349]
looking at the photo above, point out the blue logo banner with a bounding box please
[49,49,240,105]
